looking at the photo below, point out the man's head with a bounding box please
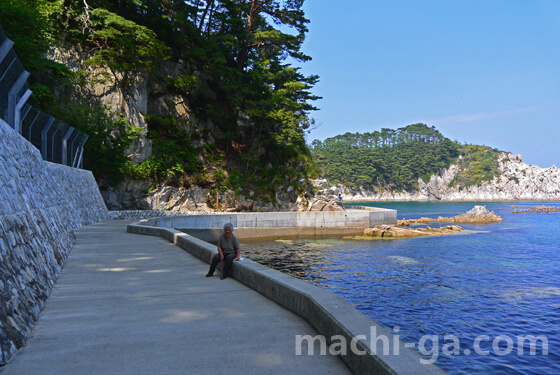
[223,223,234,237]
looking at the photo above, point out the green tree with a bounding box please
[2,0,321,198]
[0,0,50,71]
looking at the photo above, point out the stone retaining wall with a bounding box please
[0,120,108,365]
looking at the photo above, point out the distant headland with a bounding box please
[312,151,560,202]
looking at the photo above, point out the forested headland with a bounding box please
[311,124,504,192]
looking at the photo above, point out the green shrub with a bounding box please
[124,115,202,184]
[448,145,501,189]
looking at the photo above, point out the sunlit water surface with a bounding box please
[241,201,560,375]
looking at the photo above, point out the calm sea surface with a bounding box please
[241,201,560,375]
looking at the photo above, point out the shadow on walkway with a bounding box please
[0,220,350,375]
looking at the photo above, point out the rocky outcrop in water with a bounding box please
[398,205,503,226]
[358,224,464,238]
[512,205,560,213]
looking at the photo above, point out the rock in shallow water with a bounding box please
[359,224,464,239]
[398,205,503,226]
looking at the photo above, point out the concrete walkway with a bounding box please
[0,220,351,375]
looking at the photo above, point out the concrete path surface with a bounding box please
[0,220,351,375]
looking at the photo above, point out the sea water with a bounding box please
[242,201,560,375]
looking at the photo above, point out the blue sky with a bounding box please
[299,0,560,167]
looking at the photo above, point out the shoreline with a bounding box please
[344,198,560,203]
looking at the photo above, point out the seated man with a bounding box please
[206,223,241,280]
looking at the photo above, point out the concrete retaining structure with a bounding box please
[136,208,397,242]
[128,216,446,375]
[0,120,108,365]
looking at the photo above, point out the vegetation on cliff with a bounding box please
[448,144,501,189]
[0,0,320,201]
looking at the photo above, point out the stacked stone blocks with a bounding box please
[0,120,108,364]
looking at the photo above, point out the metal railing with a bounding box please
[0,24,88,168]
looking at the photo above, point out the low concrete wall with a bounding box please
[136,208,397,242]
[127,220,446,375]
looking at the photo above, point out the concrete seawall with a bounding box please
[136,208,398,242]
[128,213,446,375]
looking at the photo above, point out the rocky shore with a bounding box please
[100,151,560,213]
[101,179,345,213]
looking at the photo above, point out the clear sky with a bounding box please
[299,0,560,167]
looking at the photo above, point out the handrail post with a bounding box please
[41,117,55,161]
[7,70,30,130]
[14,88,32,133]
[61,127,74,166]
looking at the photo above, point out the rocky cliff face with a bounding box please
[319,152,560,201]
[48,47,152,163]
[47,48,221,164]
[102,182,309,212]
[48,47,238,211]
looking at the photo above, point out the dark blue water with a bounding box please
[243,201,560,374]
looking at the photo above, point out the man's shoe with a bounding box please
[220,274,226,280]
[205,273,213,277]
